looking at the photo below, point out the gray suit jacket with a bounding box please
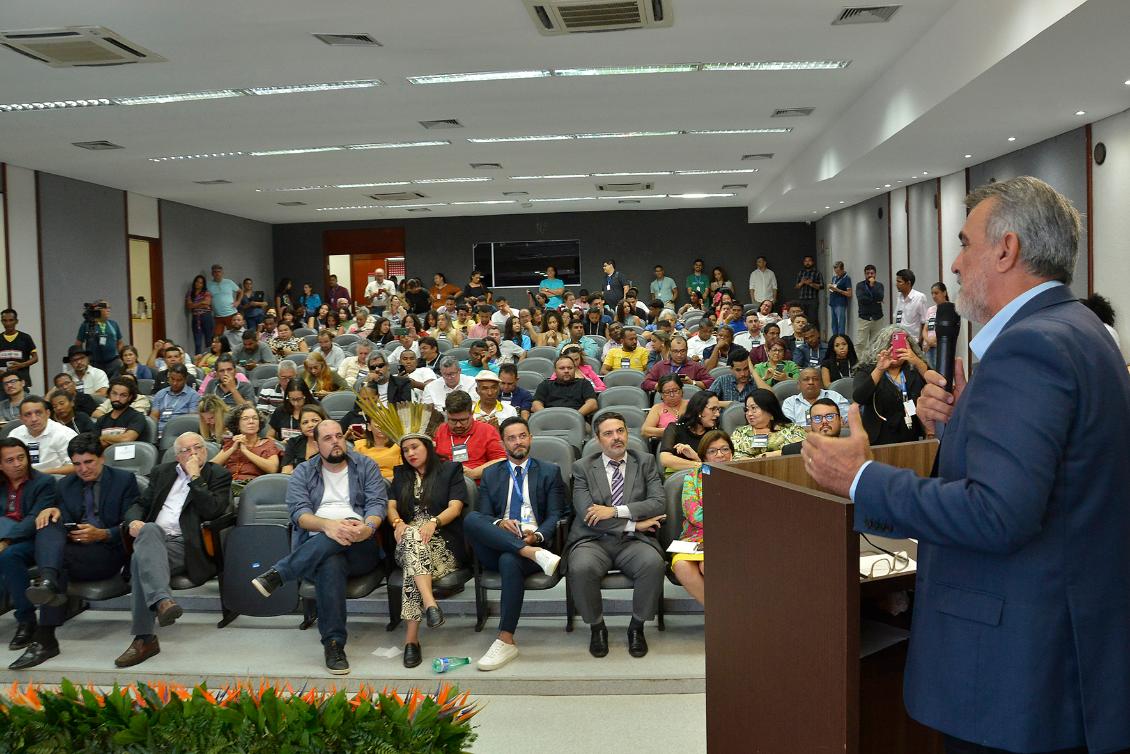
[567,449,665,556]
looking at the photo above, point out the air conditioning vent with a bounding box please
[72,140,123,150]
[741,153,774,161]
[618,199,641,205]
[419,119,463,130]
[502,191,529,196]
[193,179,231,185]
[772,107,814,118]
[470,162,503,169]
[0,26,165,67]
[407,208,432,213]
[524,0,673,36]
[311,33,382,46]
[597,181,654,192]
[369,191,428,201]
[721,184,748,190]
[277,201,307,206]
[832,6,900,25]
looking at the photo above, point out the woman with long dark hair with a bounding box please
[368,317,395,346]
[539,310,565,347]
[852,325,929,445]
[731,389,805,459]
[274,278,295,313]
[268,380,316,440]
[386,434,467,668]
[821,334,859,386]
[186,275,213,355]
[659,390,723,473]
[503,316,531,351]
[281,404,328,473]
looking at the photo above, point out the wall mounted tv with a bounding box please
[472,240,581,288]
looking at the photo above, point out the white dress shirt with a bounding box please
[155,464,193,536]
[601,453,638,532]
[11,420,77,471]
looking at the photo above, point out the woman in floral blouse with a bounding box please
[731,389,806,459]
[672,430,733,607]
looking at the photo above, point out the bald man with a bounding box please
[115,432,231,668]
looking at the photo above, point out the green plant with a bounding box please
[0,678,478,753]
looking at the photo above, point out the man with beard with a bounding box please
[464,417,567,670]
[533,355,597,417]
[251,420,386,675]
[95,378,147,448]
[793,254,824,321]
[803,177,1130,753]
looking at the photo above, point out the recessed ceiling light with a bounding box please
[316,204,382,211]
[812,210,818,214]
[335,182,412,189]
[413,177,492,184]
[677,168,759,175]
[688,128,791,135]
[529,196,598,202]
[510,174,589,180]
[592,171,673,177]
[468,134,574,143]
[347,140,450,150]
[114,89,243,106]
[703,60,850,71]
[149,151,245,163]
[884,184,891,188]
[246,80,383,96]
[150,140,447,162]
[408,70,551,85]
[249,146,344,156]
[825,206,831,209]
[874,187,881,190]
[449,200,517,206]
[1125,79,1130,86]
[1075,110,1086,116]
[671,193,736,199]
[1007,136,1016,141]
[0,98,112,113]
[964,154,972,159]
[255,185,334,192]
[554,64,699,77]
[575,130,681,139]
[922,171,928,175]
[597,195,666,200]
[838,200,845,204]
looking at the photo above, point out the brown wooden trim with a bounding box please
[2,163,11,308]
[935,178,943,282]
[124,192,134,345]
[132,236,166,343]
[886,192,893,324]
[1085,123,1094,295]
[33,171,47,373]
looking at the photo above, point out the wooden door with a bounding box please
[323,228,406,303]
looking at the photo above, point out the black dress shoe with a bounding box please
[403,642,422,668]
[425,605,445,628]
[9,622,36,651]
[252,568,283,598]
[324,640,349,675]
[26,577,67,608]
[9,642,59,670]
[589,624,609,658]
[627,626,648,658]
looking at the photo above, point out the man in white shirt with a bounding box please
[10,397,76,475]
[62,346,109,398]
[397,349,437,398]
[472,371,517,427]
[894,269,930,340]
[780,369,850,427]
[687,320,717,362]
[748,256,778,306]
[733,313,764,351]
[364,268,396,314]
[314,331,345,371]
[115,433,231,668]
[386,331,420,365]
[421,357,478,408]
[490,298,516,328]
[338,342,372,387]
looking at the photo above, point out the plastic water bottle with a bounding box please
[432,656,471,673]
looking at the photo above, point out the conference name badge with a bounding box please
[451,443,470,463]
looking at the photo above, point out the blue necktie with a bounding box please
[83,483,99,526]
[508,465,525,521]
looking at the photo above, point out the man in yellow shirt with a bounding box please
[601,328,649,374]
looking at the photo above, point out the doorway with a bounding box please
[323,228,406,304]
[127,236,166,362]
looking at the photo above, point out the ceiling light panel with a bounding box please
[575,130,681,139]
[449,200,517,206]
[407,70,551,85]
[148,151,246,163]
[592,171,673,177]
[702,60,851,71]
[150,140,447,163]
[0,98,112,112]
[466,134,575,143]
[688,128,791,135]
[554,64,699,77]
[245,79,383,95]
[675,168,759,175]
[406,60,850,85]
[511,174,589,180]
[248,146,344,156]
[529,196,599,202]
[413,177,493,184]
[346,140,450,150]
[115,89,244,106]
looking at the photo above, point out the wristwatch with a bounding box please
[429,516,441,528]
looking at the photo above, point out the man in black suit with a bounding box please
[14,433,140,669]
[567,412,666,659]
[114,431,230,668]
[464,417,567,671]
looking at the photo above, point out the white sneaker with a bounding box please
[476,639,519,671]
[534,549,561,577]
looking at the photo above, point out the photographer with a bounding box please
[74,300,123,377]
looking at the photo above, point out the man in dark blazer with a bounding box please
[14,433,140,669]
[567,412,666,659]
[115,431,231,668]
[804,177,1130,754]
[464,417,568,671]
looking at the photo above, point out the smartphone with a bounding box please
[349,423,366,435]
[64,522,79,531]
[392,327,408,337]
[890,331,908,354]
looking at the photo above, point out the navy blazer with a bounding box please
[855,285,1130,752]
[0,471,57,543]
[55,465,140,547]
[477,457,568,547]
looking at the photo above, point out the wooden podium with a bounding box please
[704,441,943,754]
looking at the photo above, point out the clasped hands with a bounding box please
[585,504,665,533]
[325,518,373,546]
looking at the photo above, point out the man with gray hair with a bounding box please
[781,368,848,427]
[804,176,1130,753]
[421,356,478,408]
[115,432,231,667]
[257,359,298,413]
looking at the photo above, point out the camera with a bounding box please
[82,302,105,322]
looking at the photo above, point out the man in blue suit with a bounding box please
[16,432,139,669]
[804,177,1130,753]
[464,416,568,671]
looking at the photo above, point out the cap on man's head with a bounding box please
[63,345,91,362]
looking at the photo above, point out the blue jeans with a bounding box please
[465,512,540,634]
[0,540,37,624]
[830,305,848,336]
[274,533,381,646]
[192,313,214,355]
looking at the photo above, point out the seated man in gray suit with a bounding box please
[567,412,667,659]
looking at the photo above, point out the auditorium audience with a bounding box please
[233,331,275,370]
[702,326,737,371]
[268,323,308,359]
[853,325,929,445]
[267,381,314,441]
[552,345,606,393]
[313,330,345,370]
[0,437,58,655]
[568,412,666,659]
[196,395,228,445]
[497,364,534,421]
[352,419,402,481]
[281,405,328,473]
[422,357,478,407]
[386,433,468,668]
[533,355,598,417]
[14,433,138,669]
[63,346,109,398]
[464,417,566,670]
[116,432,231,667]
[53,373,100,417]
[11,396,76,475]
[753,342,799,386]
[641,335,713,392]
[195,335,228,373]
[749,323,791,364]
[921,282,951,370]
[731,390,805,459]
[302,352,347,399]
[118,346,154,381]
[471,371,517,427]
[642,374,688,441]
[792,325,828,370]
[659,391,724,472]
[539,310,566,348]
[673,430,733,607]
[0,371,27,422]
[433,391,506,481]
[781,368,849,427]
[602,327,648,374]
[49,390,96,435]
[821,334,859,386]
[94,378,147,448]
[211,405,281,492]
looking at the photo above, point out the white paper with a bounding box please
[666,540,701,554]
[371,646,402,658]
[115,444,136,460]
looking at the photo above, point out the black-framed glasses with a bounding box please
[809,414,839,425]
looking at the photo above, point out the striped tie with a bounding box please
[609,459,624,508]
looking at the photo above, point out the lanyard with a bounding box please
[886,371,908,400]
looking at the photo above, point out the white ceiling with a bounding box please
[0,0,1126,224]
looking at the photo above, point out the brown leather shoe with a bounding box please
[115,637,160,668]
[155,599,183,628]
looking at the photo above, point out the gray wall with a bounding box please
[274,207,815,309]
[814,192,890,337]
[967,127,1088,293]
[906,180,940,287]
[37,172,128,374]
[160,200,274,349]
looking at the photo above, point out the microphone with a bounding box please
[934,302,961,392]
